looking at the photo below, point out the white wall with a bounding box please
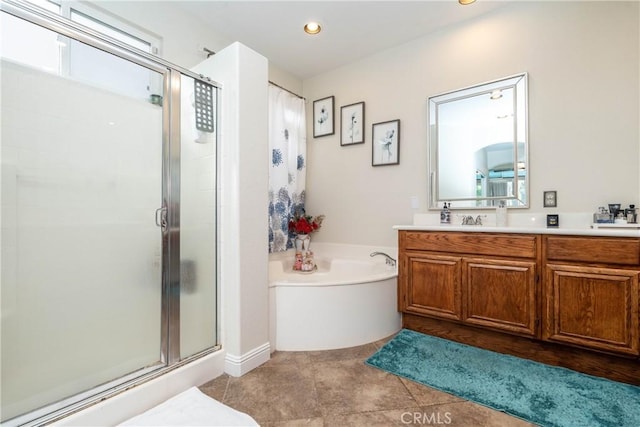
[303,1,640,247]
[192,43,271,376]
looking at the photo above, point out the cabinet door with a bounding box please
[463,258,538,337]
[544,264,639,356]
[402,253,462,321]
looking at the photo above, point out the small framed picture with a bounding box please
[543,190,557,208]
[372,119,400,166]
[340,102,365,146]
[313,95,334,138]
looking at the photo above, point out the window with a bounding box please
[2,0,162,100]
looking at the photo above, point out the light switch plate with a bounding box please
[410,196,419,209]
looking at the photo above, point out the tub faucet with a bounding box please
[370,252,397,267]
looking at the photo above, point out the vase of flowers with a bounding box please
[289,210,325,236]
[289,210,324,271]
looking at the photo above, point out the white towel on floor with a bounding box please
[118,387,259,426]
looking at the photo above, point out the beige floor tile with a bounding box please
[199,373,229,401]
[313,359,418,416]
[306,342,378,363]
[265,417,324,427]
[399,377,464,406]
[198,341,533,427]
[264,350,312,368]
[223,363,321,424]
[420,401,536,427]
[324,408,423,427]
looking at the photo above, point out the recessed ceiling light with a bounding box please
[459,0,476,5]
[304,22,322,35]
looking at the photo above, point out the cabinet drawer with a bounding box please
[402,231,538,258]
[545,236,640,266]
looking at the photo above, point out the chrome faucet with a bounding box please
[461,215,485,226]
[370,252,397,267]
[461,215,475,225]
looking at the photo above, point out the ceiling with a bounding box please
[175,1,507,80]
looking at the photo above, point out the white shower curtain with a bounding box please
[268,84,307,252]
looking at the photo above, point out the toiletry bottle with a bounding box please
[440,202,451,224]
[626,205,636,224]
[496,200,507,227]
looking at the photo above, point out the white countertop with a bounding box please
[397,212,640,238]
[393,224,640,238]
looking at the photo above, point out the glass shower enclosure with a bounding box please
[0,1,218,424]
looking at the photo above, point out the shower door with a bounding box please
[178,74,218,359]
[0,6,197,423]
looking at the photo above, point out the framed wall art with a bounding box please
[372,119,400,166]
[313,95,334,138]
[340,101,365,146]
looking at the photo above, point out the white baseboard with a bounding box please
[224,342,271,377]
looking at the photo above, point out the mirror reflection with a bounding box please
[429,73,528,209]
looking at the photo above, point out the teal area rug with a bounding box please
[366,329,640,427]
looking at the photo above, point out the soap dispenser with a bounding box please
[496,200,508,227]
[626,205,637,224]
[440,202,451,224]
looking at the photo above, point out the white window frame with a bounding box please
[60,1,162,55]
[26,0,162,55]
[18,0,164,98]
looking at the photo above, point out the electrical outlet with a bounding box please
[543,190,557,208]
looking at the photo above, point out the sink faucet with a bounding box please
[461,215,485,225]
[370,252,397,267]
[461,215,475,225]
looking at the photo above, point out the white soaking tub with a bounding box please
[268,243,402,351]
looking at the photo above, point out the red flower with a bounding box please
[289,212,325,235]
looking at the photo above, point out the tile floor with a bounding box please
[199,336,534,427]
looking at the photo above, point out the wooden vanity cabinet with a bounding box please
[399,230,640,385]
[543,236,640,356]
[399,231,540,337]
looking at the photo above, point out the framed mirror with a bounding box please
[428,73,528,209]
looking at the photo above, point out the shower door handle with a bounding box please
[155,207,168,233]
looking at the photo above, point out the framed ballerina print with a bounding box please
[372,119,400,166]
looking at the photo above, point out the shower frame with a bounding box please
[0,0,221,425]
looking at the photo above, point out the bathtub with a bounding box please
[268,243,402,351]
